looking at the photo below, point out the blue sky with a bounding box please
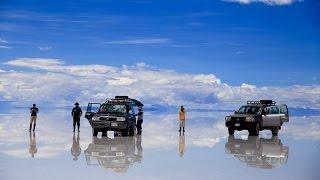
[0,0,319,86]
[0,0,320,108]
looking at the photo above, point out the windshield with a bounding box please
[99,104,127,114]
[237,106,262,115]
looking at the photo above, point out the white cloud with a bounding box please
[223,0,302,5]
[0,38,9,44]
[0,38,11,49]
[104,38,169,45]
[0,57,319,108]
[38,46,52,51]
[0,45,11,49]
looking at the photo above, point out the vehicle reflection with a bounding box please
[71,132,81,161]
[84,136,143,173]
[225,135,289,169]
[29,132,37,158]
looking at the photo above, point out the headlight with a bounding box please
[92,116,99,121]
[246,117,254,122]
[225,116,231,121]
[117,117,125,121]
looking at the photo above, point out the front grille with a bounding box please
[231,117,246,122]
[99,117,117,121]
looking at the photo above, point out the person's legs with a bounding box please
[73,118,76,132]
[29,116,35,131]
[179,121,182,132]
[32,116,37,131]
[76,118,80,132]
[137,120,142,135]
[182,121,185,132]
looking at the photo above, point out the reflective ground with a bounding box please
[0,109,319,180]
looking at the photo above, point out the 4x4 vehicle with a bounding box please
[225,100,289,136]
[85,96,143,136]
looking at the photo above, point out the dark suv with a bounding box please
[225,100,289,136]
[85,96,143,136]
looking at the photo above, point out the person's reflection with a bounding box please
[225,135,289,169]
[71,132,81,161]
[29,132,37,158]
[178,135,185,158]
[84,136,143,173]
[136,135,143,162]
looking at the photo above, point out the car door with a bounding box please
[279,105,289,122]
[262,107,273,127]
[269,106,281,127]
[85,103,101,119]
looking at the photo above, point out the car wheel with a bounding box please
[122,127,129,136]
[272,127,279,136]
[250,123,260,136]
[92,128,98,136]
[102,130,107,137]
[228,128,234,135]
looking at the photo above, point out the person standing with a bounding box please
[179,105,186,134]
[29,104,39,131]
[72,102,82,132]
[136,107,144,135]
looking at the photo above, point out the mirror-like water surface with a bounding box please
[0,109,319,180]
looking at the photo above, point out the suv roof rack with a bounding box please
[247,100,276,106]
[115,96,129,100]
[106,96,144,107]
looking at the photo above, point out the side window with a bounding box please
[280,105,288,114]
[270,106,279,114]
[265,107,271,114]
[132,106,139,115]
[128,105,134,115]
[87,103,101,113]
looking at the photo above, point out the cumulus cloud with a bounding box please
[0,57,319,108]
[223,0,303,5]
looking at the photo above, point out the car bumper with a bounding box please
[90,120,127,130]
[225,121,256,130]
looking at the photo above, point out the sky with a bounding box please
[0,0,319,108]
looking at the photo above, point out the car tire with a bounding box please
[272,127,279,136]
[122,127,129,136]
[228,128,235,135]
[250,123,260,136]
[92,128,98,136]
[102,130,107,137]
[129,126,134,136]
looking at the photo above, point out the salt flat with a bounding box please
[0,109,319,180]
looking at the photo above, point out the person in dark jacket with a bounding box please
[29,104,39,131]
[72,102,82,132]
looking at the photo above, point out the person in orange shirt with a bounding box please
[179,105,186,134]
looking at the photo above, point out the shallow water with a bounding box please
[0,109,319,180]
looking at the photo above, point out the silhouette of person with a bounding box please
[72,102,82,132]
[178,135,185,158]
[29,132,37,158]
[29,104,39,131]
[179,105,186,134]
[71,132,81,161]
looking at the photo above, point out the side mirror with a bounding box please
[234,111,237,114]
